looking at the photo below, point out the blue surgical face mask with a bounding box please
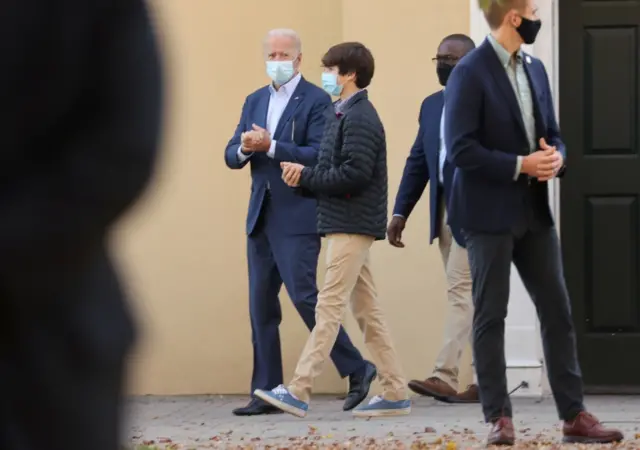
[266,60,295,85]
[321,72,343,96]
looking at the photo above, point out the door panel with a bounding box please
[560,0,640,391]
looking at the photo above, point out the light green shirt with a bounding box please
[487,34,535,180]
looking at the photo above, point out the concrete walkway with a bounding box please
[127,395,640,448]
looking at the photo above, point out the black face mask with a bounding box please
[437,64,455,87]
[516,16,542,44]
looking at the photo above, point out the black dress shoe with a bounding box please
[232,398,284,416]
[343,361,377,411]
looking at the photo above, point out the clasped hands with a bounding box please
[522,138,564,182]
[280,162,304,187]
[241,124,271,153]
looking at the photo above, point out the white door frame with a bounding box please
[468,0,559,397]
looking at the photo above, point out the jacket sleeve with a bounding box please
[392,100,430,219]
[224,97,251,169]
[445,64,519,183]
[0,0,162,269]
[271,94,331,166]
[299,115,380,196]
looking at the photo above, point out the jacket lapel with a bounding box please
[522,57,547,138]
[432,92,454,190]
[254,88,270,129]
[273,79,306,139]
[426,92,444,172]
[481,40,528,141]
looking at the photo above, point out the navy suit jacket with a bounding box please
[392,91,462,246]
[224,77,331,236]
[444,39,566,234]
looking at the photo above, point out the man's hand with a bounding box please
[387,216,407,248]
[521,138,563,181]
[536,138,563,181]
[242,124,271,152]
[281,162,304,187]
[240,132,257,154]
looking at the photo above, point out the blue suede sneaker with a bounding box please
[352,395,411,417]
[253,385,309,418]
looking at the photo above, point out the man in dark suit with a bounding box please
[0,1,162,449]
[445,0,623,446]
[388,34,478,405]
[224,29,374,416]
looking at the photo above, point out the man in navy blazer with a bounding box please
[224,29,374,416]
[388,34,478,404]
[444,0,623,446]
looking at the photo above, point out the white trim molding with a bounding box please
[468,0,560,398]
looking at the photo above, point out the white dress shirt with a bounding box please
[237,73,302,163]
[438,105,446,185]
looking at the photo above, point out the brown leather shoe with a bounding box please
[562,411,624,444]
[430,383,480,404]
[487,417,515,446]
[454,384,480,403]
[408,377,456,398]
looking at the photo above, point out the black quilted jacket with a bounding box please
[299,90,388,240]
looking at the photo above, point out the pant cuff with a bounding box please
[338,359,367,379]
[382,390,409,402]
[487,413,513,423]
[561,407,586,422]
[431,371,458,391]
[288,384,311,405]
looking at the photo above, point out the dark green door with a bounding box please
[560,0,640,392]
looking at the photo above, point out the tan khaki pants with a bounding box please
[288,233,408,404]
[432,197,475,390]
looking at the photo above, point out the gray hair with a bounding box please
[263,28,302,56]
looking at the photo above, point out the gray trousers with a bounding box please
[463,204,585,422]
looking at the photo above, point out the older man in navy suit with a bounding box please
[388,34,478,404]
[224,29,375,416]
[444,0,623,445]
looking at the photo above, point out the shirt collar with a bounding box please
[487,34,522,68]
[335,89,365,113]
[269,72,302,96]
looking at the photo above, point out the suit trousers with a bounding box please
[463,200,585,422]
[432,197,475,390]
[247,195,364,393]
[288,233,408,404]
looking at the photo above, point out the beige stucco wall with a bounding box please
[116,0,471,395]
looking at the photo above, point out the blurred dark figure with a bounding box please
[0,1,162,450]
